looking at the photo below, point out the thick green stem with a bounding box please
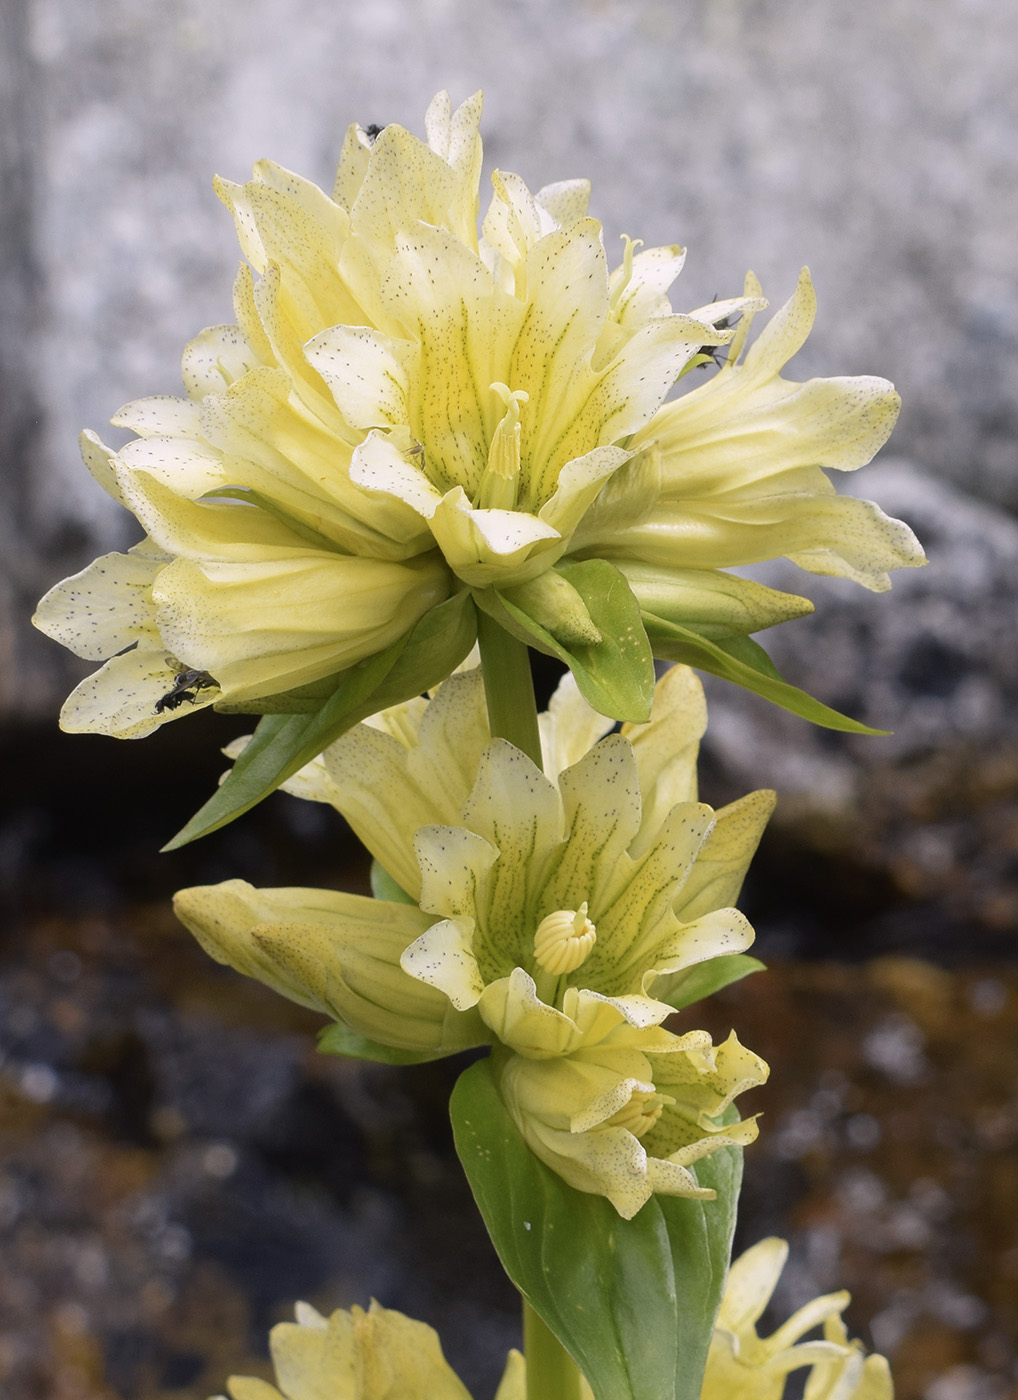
[523,1300,587,1400]
[476,609,543,768]
[478,615,585,1397]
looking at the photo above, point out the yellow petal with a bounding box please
[622,665,708,846]
[414,824,499,918]
[174,881,479,1055]
[400,916,487,1012]
[306,325,415,431]
[153,549,449,701]
[675,790,776,921]
[58,641,201,739]
[33,546,166,661]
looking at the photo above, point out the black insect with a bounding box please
[363,123,386,141]
[155,668,218,714]
[696,300,742,370]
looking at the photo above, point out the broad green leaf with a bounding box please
[483,560,655,723]
[164,594,477,848]
[370,860,417,905]
[451,1057,742,1400]
[317,1022,440,1066]
[642,611,886,734]
[662,954,765,1012]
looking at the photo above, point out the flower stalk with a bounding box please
[477,606,543,767]
[480,608,581,1398]
[524,1300,588,1400]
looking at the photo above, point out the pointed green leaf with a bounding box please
[483,560,655,723]
[642,611,887,734]
[451,1057,742,1400]
[662,954,765,1012]
[317,1022,441,1066]
[163,646,402,849]
[164,593,477,848]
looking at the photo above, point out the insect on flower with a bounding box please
[694,298,742,370]
[155,668,219,714]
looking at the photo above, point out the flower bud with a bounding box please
[501,569,602,646]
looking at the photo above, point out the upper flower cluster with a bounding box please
[34,91,922,744]
[176,665,770,1216]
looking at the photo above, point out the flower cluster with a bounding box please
[33,91,922,741]
[212,1241,892,1400]
[176,665,769,1218]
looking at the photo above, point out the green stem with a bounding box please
[476,609,543,768]
[478,614,585,1397]
[523,1300,587,1400]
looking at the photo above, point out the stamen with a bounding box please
[607,1089,670,1138]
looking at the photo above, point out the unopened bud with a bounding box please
[502,570,602,647]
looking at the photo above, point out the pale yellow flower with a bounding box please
[179,667,772,1047]
[209,1298,505,1400]
[176,666,770,1211]
[497,1005,765,1219]
[702,1238,894,1400]
[35,91,921,740]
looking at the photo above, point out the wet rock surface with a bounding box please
[1,890,1016,1398]
[700,460,1018,963]
[0,904,519,1400]
[703,459,1018,802]
[3,621,1018,1398]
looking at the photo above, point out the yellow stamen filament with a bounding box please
[533,903,597,975]
[607,1089,668,1138]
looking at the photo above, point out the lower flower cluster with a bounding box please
[210,1240,892,1400]
[176,664,770,1219]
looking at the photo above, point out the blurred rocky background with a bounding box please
[2,1,1017,1397]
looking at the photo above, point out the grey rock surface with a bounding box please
[701,458,1018,807]
[5,0,1018,718]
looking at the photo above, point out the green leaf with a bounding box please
[163,594,477,848]
[451,1058,742,1400]
[316,1022,440,1066]
[662,954,765,1012]
[642,611,887,734]
[370,860,417,905]
[486,560,655,723]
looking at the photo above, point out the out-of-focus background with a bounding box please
[2,2,1017,1397]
